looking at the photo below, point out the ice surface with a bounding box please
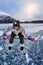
[0,24,43,65]
[0,46,3,50]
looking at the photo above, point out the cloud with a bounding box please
[0,0,43,21]
[15,2,39,21]
[23,3,39,19]
[0,11,11,16]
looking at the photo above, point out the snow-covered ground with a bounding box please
[0,23,43,65]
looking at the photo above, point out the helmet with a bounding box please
[13,20,20,27]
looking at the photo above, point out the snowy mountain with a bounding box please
[0,14,16,23]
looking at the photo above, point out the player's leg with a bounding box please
[6,32,16,54]
[18,33,31,64]
[18,33,25,55]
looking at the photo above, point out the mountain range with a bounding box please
[0,14,43,23]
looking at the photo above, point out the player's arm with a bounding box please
[2,26,12,40]
[22,27,34,42]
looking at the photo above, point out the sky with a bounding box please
[0,0,43,21]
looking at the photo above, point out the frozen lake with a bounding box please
[0,23,43,65]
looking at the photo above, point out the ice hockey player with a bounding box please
[2,20,32,63]
[2,20,27,55]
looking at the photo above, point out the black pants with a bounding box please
[9,32,24,51]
